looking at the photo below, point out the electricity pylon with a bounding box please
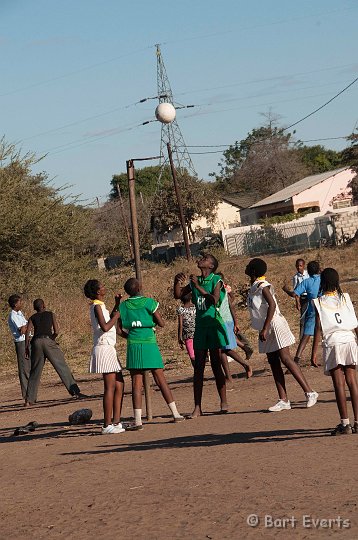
[156,44,196,176]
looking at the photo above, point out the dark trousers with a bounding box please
[26,337,79,403]
[14,341,31,399]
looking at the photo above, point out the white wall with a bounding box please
[293,168,354,213]
[152,201,242,245]
[221,206,358,256]
[193,201,241,234]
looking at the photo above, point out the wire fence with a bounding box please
[225,219,336,257]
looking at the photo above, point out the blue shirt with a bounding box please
[8,310,28,342]
[294,275,321,318]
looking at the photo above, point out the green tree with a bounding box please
[0,137,91,291]
[107,165,219,248]
[296,144,342,174]
[152,170,219,240]
[109,165,172,199]
[341,130,358,203]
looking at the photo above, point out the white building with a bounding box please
[152,193,258,245]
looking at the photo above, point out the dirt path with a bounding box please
[0,362,356,539]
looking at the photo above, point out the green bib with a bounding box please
[119,296,159,344]
[191,273,226,327]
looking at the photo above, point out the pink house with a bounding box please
[240,167,355,225]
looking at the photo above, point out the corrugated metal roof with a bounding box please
[221,193,260,209]
[251,167,349,208]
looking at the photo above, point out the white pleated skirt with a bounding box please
[323,341,358,375]
[89,344,122,373]
[258,313,295,354]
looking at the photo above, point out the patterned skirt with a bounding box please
[89,344,122,373]
[258,313,295,354]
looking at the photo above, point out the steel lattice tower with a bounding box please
[156,44,196,176]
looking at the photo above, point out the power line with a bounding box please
[20,102,138,142]
[20,94,167,143]
[193,78,355,108]
[190,150,225,155]
[2,6,356,99]
[23,75,357,159]
[179,91,338,121]
[39,91,349,157]
[43,122,142,156]
[17,70,357,147]
[174,62,358,98]
[183,137,348,148]
[160,5,357,47]
[283,76,358,131]
[0,45,154,98]
[38,83,355,157]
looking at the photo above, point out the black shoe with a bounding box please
[25,421,39,431]
[124,423,144,431]
[331,423,352,436]
[72,392,88,400]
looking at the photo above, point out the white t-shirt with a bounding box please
[313,293,358,346]
[90,303,116,347]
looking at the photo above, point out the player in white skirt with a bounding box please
[313,267,358,435]
[84,279,125,434]
[245,258,319,412]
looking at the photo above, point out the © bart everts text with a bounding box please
[246,514,351,529]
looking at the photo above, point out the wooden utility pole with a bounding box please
[126,159,153,421]
[167,142,191,260]
[116,182,134,260]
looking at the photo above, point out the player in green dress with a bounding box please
[119,278,184,429]
[174,253,229,417]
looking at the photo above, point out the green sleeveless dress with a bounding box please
[191,273,229,350]
[119,296,164,369]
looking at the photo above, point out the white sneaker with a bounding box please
[306,391,319,408]
[113,422,125,433]
[268,399,291,412]
[101,423,125,434]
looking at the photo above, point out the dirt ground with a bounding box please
[1,355,357,540]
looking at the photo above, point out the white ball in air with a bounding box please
[155,102,176,124]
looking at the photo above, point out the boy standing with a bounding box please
[174,253,228,417]
[25,298,83,405]
[293,261,321,367]
[283,258,309,338]
[7,294,30,399]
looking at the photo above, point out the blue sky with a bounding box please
[1,0,357,204]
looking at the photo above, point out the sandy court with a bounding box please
[0,361,357,539]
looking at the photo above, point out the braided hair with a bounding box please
[319,268,343,299]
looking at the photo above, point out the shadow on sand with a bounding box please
[60,427,330,457]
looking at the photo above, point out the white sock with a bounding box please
[134,409,142,426]
[341,418,350,426]
[168,401,182,419]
